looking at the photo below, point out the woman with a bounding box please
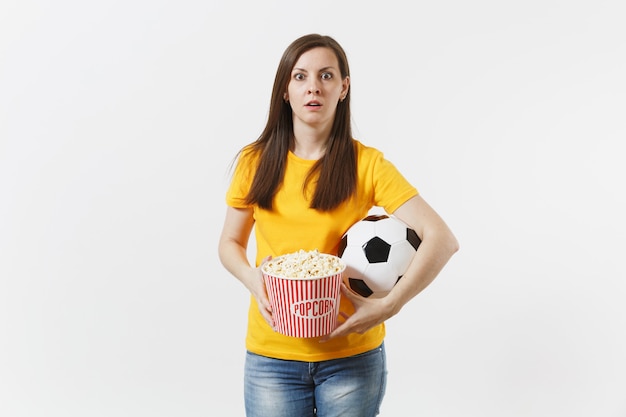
[218,33,459,417]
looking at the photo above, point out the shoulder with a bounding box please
[352,139,385,163]
[352,139,382,156]
[233,144,261,168]
[228,144,262,184]
[239,143,261,161]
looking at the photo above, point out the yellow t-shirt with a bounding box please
[226,139,418,361]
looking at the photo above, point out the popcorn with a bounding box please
[262,249,345,279]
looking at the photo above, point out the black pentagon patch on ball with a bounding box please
[349,278,374,298]
[363,214,389,222]
[406,228,422,251]
[362,236,391,263]
[338,234,348,257]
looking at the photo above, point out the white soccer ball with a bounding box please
[338,214,421,298]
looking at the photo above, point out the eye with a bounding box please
[294,73,305,81]
[321,72,333,80]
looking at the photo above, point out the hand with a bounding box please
[246,255,275,329]
[321,283,394,341]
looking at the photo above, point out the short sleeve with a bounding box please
[371,151,418,213]
[225,148,258,208]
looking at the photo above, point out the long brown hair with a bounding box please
[241,33,357,211]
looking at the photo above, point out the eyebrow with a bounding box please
[292,66,336,73]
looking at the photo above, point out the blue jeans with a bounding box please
[244,343,387,417]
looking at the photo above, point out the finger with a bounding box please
[259,296,273,313]
[321,313,356,341]
[335,311,349,326]
[319,324,344,342]
[260,306,275,329]
[340,282,362,302]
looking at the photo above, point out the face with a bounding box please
[285,47,350,130]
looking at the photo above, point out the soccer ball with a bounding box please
[338,214,421,298]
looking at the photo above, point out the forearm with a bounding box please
[219,239,251,278]
[219,224,273,326]
[381,195,460,316]
[218,206,258,289]
[386,227,458,311]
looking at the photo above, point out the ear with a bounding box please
[341,76,350,98]
[283,93,289,102]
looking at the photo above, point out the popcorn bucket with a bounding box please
[262,253,345,338]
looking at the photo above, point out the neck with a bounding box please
[292,122,331,160]
[292,136,327,160]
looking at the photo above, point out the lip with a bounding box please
[305,99,322,108]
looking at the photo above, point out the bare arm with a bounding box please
[218,206,273,327]
[384,194,460,315]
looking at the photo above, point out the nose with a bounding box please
[308,81,321,95]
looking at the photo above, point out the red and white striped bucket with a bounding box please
[263,267,344,338]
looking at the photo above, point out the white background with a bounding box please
[1,0,625,416]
